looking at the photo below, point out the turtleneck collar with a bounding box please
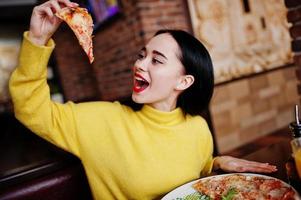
[139,105,185,126]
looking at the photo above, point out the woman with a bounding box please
[9,0,277,199]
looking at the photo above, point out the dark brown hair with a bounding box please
[155,29,214,115]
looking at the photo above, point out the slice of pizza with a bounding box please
[193,174,296,200]
[56,7,94,63]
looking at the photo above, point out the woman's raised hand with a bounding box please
[213,156,277,173]
[28,0,78,46]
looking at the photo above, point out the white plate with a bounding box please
[162,173,301,200]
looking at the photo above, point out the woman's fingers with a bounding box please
[236,165,277,173]
[34,2,54,18]
[29,0,79,46]
[242,160,277,169]
[41,6,54,18]
[36,0,78,16]
[57,0,78,8]
[232,159,277,173]
[33,0,79,23]
[216,156,278,173]
[49,0,62,13]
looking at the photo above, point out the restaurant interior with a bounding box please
[0,0,301,199]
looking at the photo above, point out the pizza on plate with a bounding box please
[56,7,94,63]
[193,174,296,200]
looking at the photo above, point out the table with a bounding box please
[242,140,301,191]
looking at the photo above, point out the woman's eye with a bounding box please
[152,58,163,64]
[137,53,144,60]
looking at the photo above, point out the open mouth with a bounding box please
[133,73,149,93]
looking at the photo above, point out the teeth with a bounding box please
[135,77,144,81]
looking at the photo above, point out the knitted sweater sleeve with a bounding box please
[9,32,80,157]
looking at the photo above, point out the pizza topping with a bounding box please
[221,188,237,200]
[56,7,94,63]
[193,174,297,200]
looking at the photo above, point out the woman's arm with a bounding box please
[213,156,277,173]
[9,0,81,156]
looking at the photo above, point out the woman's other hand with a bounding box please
[213,156,277,173]
[28,0,78,46]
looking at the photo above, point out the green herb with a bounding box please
[199,194,211,200]
[221,188,237,200]
[184,192,202,200]
[173,192,211,200]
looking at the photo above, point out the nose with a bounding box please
[135,58,148,72]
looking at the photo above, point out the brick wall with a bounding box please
[211,66,299,153]
[204,0,300,153]
[54,25,99,102]
[137,0,191,40]
[286,0,301,99]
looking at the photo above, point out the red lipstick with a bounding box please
[133,73,149,93]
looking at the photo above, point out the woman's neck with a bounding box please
[147,99,177,112]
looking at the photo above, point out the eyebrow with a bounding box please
[141,47,168,60]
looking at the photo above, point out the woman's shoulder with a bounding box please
[185,114,212,135]
[186,114,208,126]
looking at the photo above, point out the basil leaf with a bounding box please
[221,188,237,200]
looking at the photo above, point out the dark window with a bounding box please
[261,17,266,29]
[242,0,250,13]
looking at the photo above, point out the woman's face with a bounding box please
[132,33,189,111]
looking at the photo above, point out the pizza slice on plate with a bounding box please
[56,7,94,63]
[193,174,297,200]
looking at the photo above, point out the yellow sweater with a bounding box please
[9,32,214,200]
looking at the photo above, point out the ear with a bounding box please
[175,75,195,91]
